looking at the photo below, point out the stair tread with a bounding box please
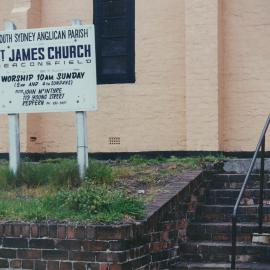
[211,174,263,179]
[173,262,270,269]
[198,204,270,207]
[209,188,270,191]
[214,174,261,176]
[181,240,269,246]
[190,221,270,226]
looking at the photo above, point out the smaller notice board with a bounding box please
[0,24,97,114]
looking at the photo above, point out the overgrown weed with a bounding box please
[0,155,225,223]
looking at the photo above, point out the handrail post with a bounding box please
[259,136,265,234]
[231,215,237,269]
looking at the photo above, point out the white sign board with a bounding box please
[0,25,97,114]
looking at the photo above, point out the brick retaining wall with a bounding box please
[0,171,204,270]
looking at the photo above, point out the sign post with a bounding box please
[76,110,88,178]
[0,20,97,178]
[73,19,89,179]
[5,21,20,174]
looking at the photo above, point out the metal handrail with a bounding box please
[231,114,270,269]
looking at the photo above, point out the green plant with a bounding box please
[86,160,113,185]
[55,184,107,214]
[49,159,80,188]
[0,167,16,189]
[44,180,145,222]
[10,159,80,188]
[16,162,52,187]
[112,166,135,179]
[0,180,145,223]
[128,155,148,165]
[200,154,225,163]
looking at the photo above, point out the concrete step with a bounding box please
[187,222,270,242]
[207,189,270,205]
[196,204,270,222]
[180,241,270,263]
[210,174,270,189]
[172,262,270,270]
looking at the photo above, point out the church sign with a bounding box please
[0,25,97,114]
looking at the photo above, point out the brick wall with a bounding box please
[0,171,204,270]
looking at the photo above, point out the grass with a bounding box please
[0,159,80,189]
[0,158,144,223]
[125,154,224,167]
[0,155,225,223]
[86,160,114,185]
[0,182,144,223]
[0,159,115,189]
[112,154,225,186]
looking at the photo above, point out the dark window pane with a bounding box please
[94,0,135,84]
[102,18,127,37]
[103,1,126,17]
[101,38,127,56]
[102,56,128,75]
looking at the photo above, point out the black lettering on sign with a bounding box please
[56,72,85,80]
[49,94,65,99]
[1,74,34,82]
[22,100,44,106]
[9,48,45,61]
[48,45,91,59]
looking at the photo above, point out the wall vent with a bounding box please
[109,137,121,145]
[30,136,37,142]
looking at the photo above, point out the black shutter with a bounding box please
[94,0,135,84]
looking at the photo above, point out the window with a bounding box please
[94,0,135,84]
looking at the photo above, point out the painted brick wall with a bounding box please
[1,0,270,153]
[27,0,186,153]
[0,0,186,153]
[222,0,270,151]
[0,0,14,153]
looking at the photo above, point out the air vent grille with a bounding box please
[109,137,120,145]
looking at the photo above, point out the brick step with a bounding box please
[196,204,270,222]
[180,241,270,263]
[210,174,270,189]
[172,262,270,270]
[187,222,270,242]
[207,189,270,205]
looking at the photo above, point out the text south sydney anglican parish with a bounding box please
[0,28,89,44]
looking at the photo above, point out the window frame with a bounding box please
[93,0,135,84]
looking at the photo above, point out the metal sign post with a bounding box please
[76,110,88,179]
[73,19,89,179]
[5,21,20,174]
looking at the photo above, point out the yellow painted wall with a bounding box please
[31,0,186,153]
[222,0,270,151]
[0,0,14,153]
[0,0,13,30]
[185,0,221,151]
[0,0,270,153]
